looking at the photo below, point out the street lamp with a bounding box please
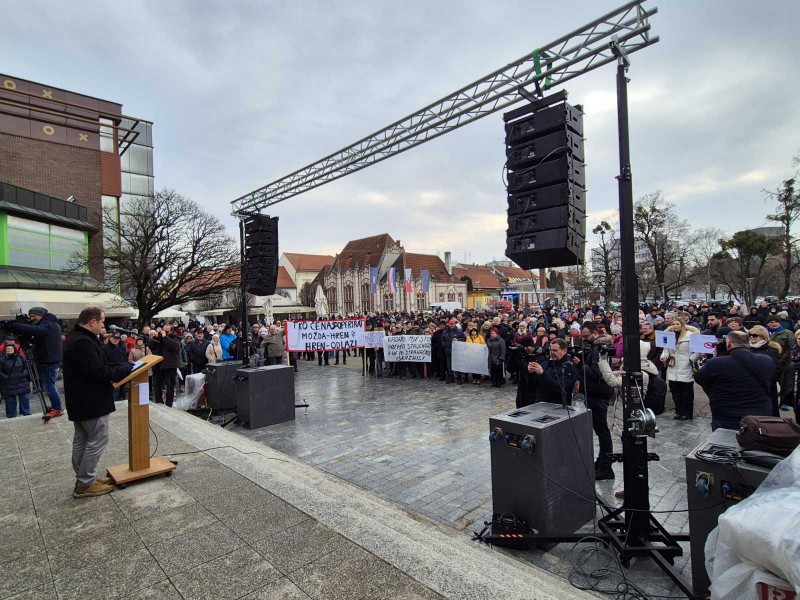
[746,277,755,308]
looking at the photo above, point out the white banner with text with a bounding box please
[383,335,431,362]
[285,319,365,352]
[452,341,490,376]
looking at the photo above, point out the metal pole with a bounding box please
[614,45,650,539]
[239,217,249,366]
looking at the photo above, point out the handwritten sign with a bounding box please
[655,330,676,350]
[690,334,718,354]
[364,331,386,349]
[452,341,490,376]
[285,319,365,352]
[383,335,431,362]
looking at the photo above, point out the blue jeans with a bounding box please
[41,362,62,411]
[711,417,741,431]
[4,394,30,418]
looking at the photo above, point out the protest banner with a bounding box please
[285,318,365,352]
[383,335,431,362]
[689,334,718,354]
[364,331,385,349]
[655,330,676,350]
[452,341,489,376]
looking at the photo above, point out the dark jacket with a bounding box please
[486,335,506,366]
[149,332,181,369]
[743,311,764,330]
[694,348,774,421]
[8,312,62,364]
[102,341,128,365]
[576,343,613,399]
[441,327,466,355]
[536,355,578,405]
[63,326,132,422]
[187,339,210,370]
[0,352,31,396]
[515,349,540,408]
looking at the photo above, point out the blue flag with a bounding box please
[421,269,430,293]
[370,267,379,294]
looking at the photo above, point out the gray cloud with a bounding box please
[2,0,798,263]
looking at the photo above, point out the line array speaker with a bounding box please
[243,215,279,296]
[504,95,587,269]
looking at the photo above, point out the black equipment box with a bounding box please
[685,428,772,595]
[507,204,585,236]
[489,402,595,548]
[235,365,295,429]
[505,102,584,145]
[506,227,586,269]
[507,182,586,217]
[506,128,584,169]
[506,155,585,194]
[204,362,241,411]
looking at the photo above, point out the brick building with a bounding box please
[0,73,152,318]
[316,234,466,314]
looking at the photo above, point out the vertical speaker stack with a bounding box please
[243,215,279,296]
[504,90,587,269]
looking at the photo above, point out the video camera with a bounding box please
[0,313,34,346]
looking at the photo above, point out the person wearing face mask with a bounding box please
[0,337,31,418]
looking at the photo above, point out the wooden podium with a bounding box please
[107,354,176,487]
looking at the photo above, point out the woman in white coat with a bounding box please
[660,316,698,420]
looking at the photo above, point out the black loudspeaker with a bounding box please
[243,215,279,296]
[504,94,587,270]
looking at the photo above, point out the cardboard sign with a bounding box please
[285,318,365,352]
[690,334,718,354]
[452,341,490,376]
[364,331,385,349]
[383,335,431,362]
[655,330,676,350]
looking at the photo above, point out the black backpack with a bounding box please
[645,373,667,415]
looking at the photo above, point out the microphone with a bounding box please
[109,324,134,335]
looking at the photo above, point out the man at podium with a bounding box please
[63,307,133,498]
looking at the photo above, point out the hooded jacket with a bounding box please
[0,351,31,396]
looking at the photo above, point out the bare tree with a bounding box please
[689,227,727,300]
[591,220,620,302]
[85,190,239,327]
[634,191,697,298]
[765,178,800,299]
[299,282,318,307]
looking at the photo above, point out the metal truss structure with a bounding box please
[232,0,658,213]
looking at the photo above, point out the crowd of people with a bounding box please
[1,298,797,497]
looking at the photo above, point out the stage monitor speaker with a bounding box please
[489,402,594,549]
[235,365,295,429]
[204,362,241,410]
[243,215,279,296]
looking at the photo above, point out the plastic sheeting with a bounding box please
[705,445,800,598]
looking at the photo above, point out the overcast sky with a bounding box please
[3,1,799,265]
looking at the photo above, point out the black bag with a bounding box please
[645,373,667,415]
[737,416,800,457]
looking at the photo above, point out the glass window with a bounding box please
[9,249,50,269]
[130,174,150,196]
[5,215,88,272]
[100,118,115,153]
[127,145,150,175]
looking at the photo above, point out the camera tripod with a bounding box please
[21,343,53,423]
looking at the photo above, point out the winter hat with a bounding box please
[28,307,47,316]
[491,327,499,334]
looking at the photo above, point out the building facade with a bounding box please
[279,253,335,301]
[0,73,149,317]
[316,234,466,315]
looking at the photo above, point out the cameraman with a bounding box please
[572,322,615,480]
[149,324,180,407]
[515,336,541,408]
[527,338,577,404]
[6,307,64,418]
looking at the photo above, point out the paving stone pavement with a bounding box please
[230,356,770,598]
[0,409,448,600]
